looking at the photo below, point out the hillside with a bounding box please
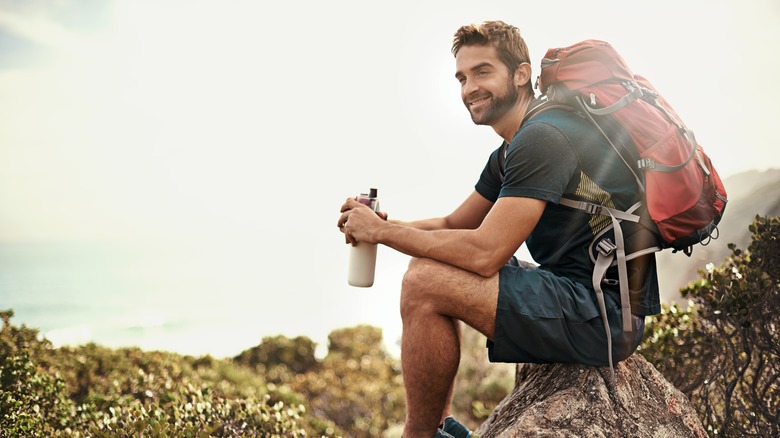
[656,168,780,303]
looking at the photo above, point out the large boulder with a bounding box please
[475,354,707,437]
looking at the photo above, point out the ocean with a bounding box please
[0,241,303,359]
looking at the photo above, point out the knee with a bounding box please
[400,258,440,319]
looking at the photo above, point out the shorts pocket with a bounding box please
[499,266,600,322]
[560,279,601,323]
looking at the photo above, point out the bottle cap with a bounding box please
[369,188,378,199]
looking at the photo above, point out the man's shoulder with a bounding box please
[511,104,594,153]
[524,103,588,132]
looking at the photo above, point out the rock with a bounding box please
[474,354,707,438]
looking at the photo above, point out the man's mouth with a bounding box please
[468,95,491,107]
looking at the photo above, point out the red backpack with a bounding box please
[528,40,728,374]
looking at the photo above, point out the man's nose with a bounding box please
[462,79,479,99]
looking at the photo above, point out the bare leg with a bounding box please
[401,294,460,436]
[400,258,499,438]
[440,318,461,425]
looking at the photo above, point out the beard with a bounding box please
[466,79,519,126]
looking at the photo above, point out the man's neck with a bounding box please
[494,93,534,144]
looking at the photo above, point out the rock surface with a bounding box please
[475,354,707,438]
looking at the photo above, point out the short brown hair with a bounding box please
[452,21,532,92]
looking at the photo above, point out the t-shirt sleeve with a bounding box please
[474,145,504,203]
[499,120,578,203]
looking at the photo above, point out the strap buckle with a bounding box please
[583,203,602,215]
[596,238,617,257]
[637,157,655,169]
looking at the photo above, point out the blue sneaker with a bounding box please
[442,417,473,438]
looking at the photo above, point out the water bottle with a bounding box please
[348,188,378,287]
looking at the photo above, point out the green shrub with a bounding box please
[75,388,308,437]
[292,325,405,438]
[0,351,74,437]
[0,310,323,437]
[234,335,318,376]
[639,215,779,436]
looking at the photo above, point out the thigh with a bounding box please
[403,258,499,340]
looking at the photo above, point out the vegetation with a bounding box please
[639,215,779,436]
[0,314,407,436]
[0,314,512,437]
[0,309,315,437]
[233,326,407,438]
[1,215,776,437]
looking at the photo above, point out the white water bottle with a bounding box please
[348,188,379,287]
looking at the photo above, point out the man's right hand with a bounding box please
[337,198,388,246]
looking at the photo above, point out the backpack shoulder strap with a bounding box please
[522,97,577,124]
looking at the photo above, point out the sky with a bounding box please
[1,0,779,356]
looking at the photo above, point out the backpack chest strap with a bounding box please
[558,198,640,223]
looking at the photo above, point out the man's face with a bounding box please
[455,45,518,126]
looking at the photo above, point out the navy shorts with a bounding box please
[487,258,645,367]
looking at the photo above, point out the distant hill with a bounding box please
[656,168,780,304]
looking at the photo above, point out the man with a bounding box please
[337,20,659,438]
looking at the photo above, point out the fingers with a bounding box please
[338,215,358,246]
[337,197,365,233]
[337,210,350,229]
[340,197,360,213]
[336,197,381,246]
[337,199,357,232]
[337,207,356,245]
[345,231,357,246]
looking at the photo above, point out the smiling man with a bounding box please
[337,20,659,438]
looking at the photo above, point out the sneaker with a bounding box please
[442,416,473,438]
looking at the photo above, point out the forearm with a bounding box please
[371,196,545,277]
[388,216,451,231]
[390,191,493,231]
[374,222,503,277]
[386,190,493,231]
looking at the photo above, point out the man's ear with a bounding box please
[515,62,532,87]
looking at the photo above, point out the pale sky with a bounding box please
[1,0,779,355]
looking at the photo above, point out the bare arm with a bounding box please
[388,190,494,231]
[339,195,546,277]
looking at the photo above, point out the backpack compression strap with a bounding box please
[558,197,639,379]
[559,198,639,332]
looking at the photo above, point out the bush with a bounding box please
[1,304,512,436]
[0,310,74,436]
[0,310,322,437]
[234,334,318,375]
[73,387,308,437]
[291,325,405,438]
[0,351,74,437]
[639,215,779,436]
